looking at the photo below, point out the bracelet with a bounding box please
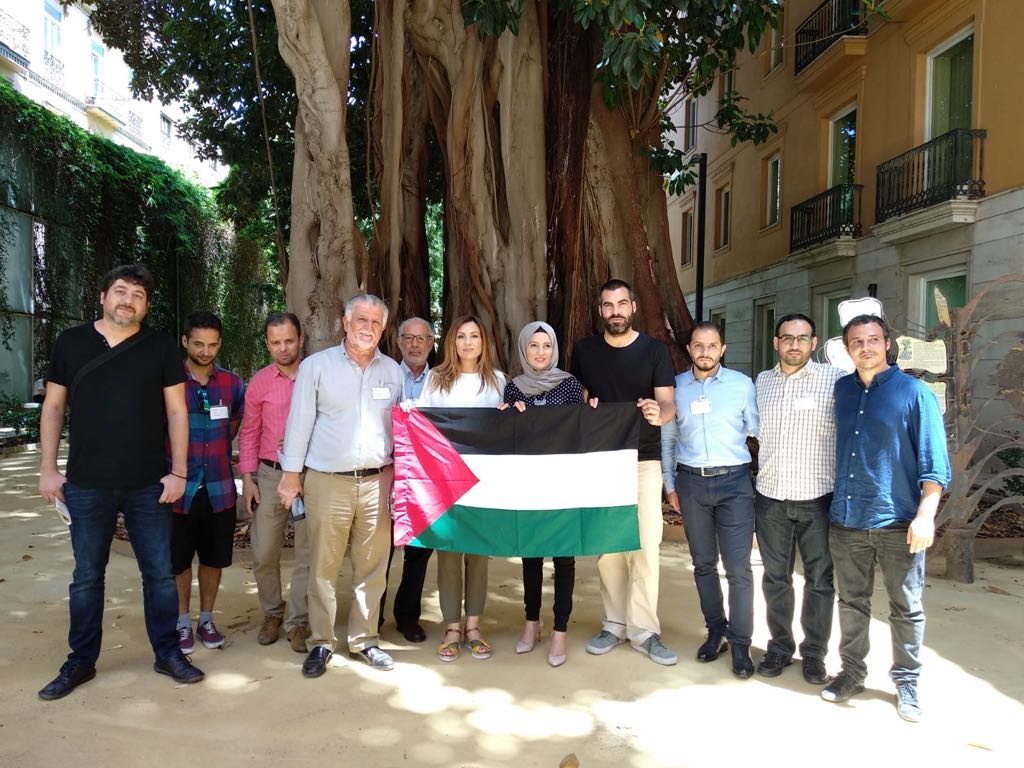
[170,472,187,480]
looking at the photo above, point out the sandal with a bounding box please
[438,627,461,662]
[464,626,493,660]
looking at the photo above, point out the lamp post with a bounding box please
[694,152,707,322]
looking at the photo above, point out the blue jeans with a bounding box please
[677,466,755,646]
[830,523,925,684]
[63,482,180,666]
[754,492,834,660]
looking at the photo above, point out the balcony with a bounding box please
[874,129,986,242]
[85,80,128,128]
[790,183,863,254]
[43,50,64,87]
[0,9,30,71]
[794,0,868,83]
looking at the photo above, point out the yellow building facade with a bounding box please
[668,0,1024,377]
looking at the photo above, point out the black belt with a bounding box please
[332,467,383,479]
[677,463,750,478]
[260,458,283,470]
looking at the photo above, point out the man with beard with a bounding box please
[171,312,245,654]
[38,264,203,700]
[664,321,759,678]
[753,314,844,684]
[570,279,678,666]
[238,312,311,650]
[822,315,949,722]
[278,294,402,677]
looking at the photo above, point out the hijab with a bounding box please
[512,321,573,397]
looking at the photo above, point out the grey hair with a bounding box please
[344,293,389,325]
[398,316,433,336]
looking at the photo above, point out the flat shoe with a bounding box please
[438,628,461,662]
[464,627,493,660]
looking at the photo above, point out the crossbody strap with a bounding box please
[68,327,156,406]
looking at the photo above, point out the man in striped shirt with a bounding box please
[238,313,311,651]
[754,313,845,684]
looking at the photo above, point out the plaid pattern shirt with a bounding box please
[755,360,845,501]
[170,365,245,515]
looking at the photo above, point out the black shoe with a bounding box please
[696,631,728,662]
[821,673,865,703]
[38,662,96,701]
[802,656,828,685]
[302,646,333,678]
[154,651,205,684]
[757,651,793,678]
[731,644,754,679]
[396,622,427,643]
[356,646,395,670]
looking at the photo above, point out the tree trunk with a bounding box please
[943,527,976,583]
[273,0,365,352]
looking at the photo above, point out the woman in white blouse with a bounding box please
[417,315,506,661]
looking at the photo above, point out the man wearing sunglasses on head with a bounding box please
[171,311,245,655]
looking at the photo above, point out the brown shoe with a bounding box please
[287,624,312,654]
[258,615,283,646]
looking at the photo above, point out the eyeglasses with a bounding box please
[400,334,433,344]
[198,385,210,413]
[778,334,813,346]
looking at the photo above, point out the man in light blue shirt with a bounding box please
[663,321,759,678]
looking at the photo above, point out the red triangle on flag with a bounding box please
[392,406,480,546]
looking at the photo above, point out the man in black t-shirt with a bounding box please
[570,279,678,666]
[37,264,205,700]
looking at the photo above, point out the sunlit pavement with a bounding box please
[1,449,1023,767]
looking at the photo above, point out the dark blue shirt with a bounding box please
[831,364,950,529]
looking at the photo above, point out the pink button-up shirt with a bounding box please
[237,363,296,474]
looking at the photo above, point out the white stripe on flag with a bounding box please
[458,450,638,510]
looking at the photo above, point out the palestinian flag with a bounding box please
[391,403,641,557]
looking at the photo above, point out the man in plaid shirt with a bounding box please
[170,311,245,653]
[754,313,845,684]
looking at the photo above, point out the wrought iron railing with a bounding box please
[875,128,986,223]
[794,0,867,75]
[0,9,30,59]
[128,111,144,137]
[790,183,862,251]
[43,50,64,86]
[85,80,128,123]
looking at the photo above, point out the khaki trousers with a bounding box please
[250,463,310,630]
[437,552,489,624]
[304,468,392,653]
[598,460,663,643]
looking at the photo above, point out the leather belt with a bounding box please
[677,463,750,478]
[260,458,283,470]
[332,467,383,479]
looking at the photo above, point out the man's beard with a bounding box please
[187,351,215,367]
[603,314,632,336]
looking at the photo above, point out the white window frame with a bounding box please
[768,5,784,73]
[908,265,968,332]
[716,185,731,250]
[683,97,698,152]
[765,153,781,227]
[679,206,694,267]
[924,25,975,141]
[43,0,62,54]
[754,298,776,375]
[828,103,858,187]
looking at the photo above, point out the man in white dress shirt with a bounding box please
[277,294,403,677]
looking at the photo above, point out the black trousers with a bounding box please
[522,557,575,632]
[380,544,434,626]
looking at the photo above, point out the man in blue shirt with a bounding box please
[822,315,950,722]
[664,321,759,678]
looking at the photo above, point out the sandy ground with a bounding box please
[2,449,1023,768]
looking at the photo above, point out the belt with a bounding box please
[331,467,383,479]
[260,458,283,470]
[677,463,750,478]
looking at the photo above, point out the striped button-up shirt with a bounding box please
[755,360,845,501]
[280,343,403,473]
[237,363,296,474]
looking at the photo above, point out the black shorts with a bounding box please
[171,486,235,572]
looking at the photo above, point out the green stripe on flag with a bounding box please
[408,504,640,557]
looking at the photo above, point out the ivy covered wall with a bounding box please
[0,78,275,398]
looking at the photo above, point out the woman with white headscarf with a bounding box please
[501,321,583,667]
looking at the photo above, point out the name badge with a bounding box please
[690,399,711,415]
[372,386,391,400]
[209,405,230,420]
[793,396,816,411]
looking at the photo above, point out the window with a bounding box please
[43,0,62,53]
[908,270,967,331]
[763,153,781,228]
[710,309,727,339]
[683,97,698,152]
[715,185,731,249]
[90,41,105,98]
[928,29,974,138]
[767,5,784,73]
[160,114,172,138]
[754,300,776,374]
[823,292,849,340]
[829,106,857,186]
[680,209,694,267]
[719,67,735,108]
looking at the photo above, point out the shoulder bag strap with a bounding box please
[68,327,157,407]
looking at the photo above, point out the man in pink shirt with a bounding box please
[238,313,311,651]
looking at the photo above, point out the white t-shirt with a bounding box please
[417,371,506,408]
